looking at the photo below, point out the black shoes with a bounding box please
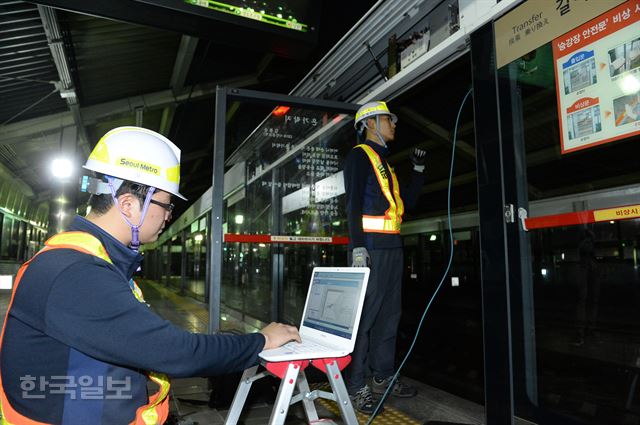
[349,376,417,415]
[349,385,382,414]
[371,376,418,398]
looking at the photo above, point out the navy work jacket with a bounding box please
[1,216,264,424]
[344,140,424,250]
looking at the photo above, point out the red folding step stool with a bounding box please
[224,355,358,425]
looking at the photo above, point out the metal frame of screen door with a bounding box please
[473,18,590,425]
[209,86,359,334]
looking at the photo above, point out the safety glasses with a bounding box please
[149,199,174,213]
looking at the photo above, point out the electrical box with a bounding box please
[397,0,461,72]
[400,32,430,70]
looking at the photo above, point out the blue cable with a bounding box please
[365,87,473,423]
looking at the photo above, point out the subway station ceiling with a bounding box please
[0,0,375,215]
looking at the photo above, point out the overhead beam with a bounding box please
[0,110,73,142]
[170,35,198,96]
[37,5,90,156]
[398,106,476,160]
[0,74,260,143]
[539,171,640,200]
[418,144,557,197]
[0,160,34,198]
[69,104,90,156]
[159,35,198,136]
[387,140,438,164]
[225,53,275,124]
[158,106,176,137]
[421,171,476,194]
[256,53,275,76]
[183,148,210,163]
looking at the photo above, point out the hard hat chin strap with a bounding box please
[362,115,387,147]
[106,176,156,252]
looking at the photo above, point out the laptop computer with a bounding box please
[259,267,370,362]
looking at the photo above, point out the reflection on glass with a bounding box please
[221,102,355,334]
[185,224,207,301]
[282,244,349,325]
[1,216,13,260]
[529,221,640,423]
[507,36,640,424]
[400,227,484,404]
[221,174,273,331]
[168,234,182,290]
[244,107,347,182]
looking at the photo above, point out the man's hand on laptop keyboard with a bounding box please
[260,322,301,350]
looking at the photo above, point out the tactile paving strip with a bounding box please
[310,383,421,425]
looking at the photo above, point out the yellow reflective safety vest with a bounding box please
[0,231,170,425]
[356,144,405,234]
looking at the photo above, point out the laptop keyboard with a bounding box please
[281,340,327,353]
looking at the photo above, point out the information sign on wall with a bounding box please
[552,0,640,154]
[495,0,625,69]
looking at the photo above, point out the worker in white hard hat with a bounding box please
[0,126,300,424]
[344,102,425,414]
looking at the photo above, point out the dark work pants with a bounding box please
[346,248,403,394]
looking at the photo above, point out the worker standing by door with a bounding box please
[0,126,299,424]
[344,102,425,414]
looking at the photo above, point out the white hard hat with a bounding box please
[354,101,397,129]
[83,126,187,200]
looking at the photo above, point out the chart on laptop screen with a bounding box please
[302,271,365,339]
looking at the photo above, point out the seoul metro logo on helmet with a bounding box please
[83,126,187,200]
[118,157,161,176]
[354,101,398,129]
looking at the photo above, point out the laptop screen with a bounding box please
[301,270,367,339]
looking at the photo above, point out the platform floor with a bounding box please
[0,279,487,425]
[139,279,487,425]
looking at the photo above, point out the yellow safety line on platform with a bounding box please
[311,383,420,425]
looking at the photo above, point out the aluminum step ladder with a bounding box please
[224,355,358,425]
